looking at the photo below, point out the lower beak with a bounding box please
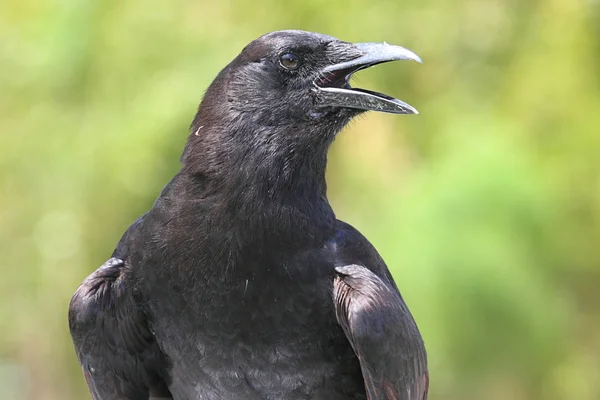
[312,42,421,114]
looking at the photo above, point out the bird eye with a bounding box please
[279,53,300,70]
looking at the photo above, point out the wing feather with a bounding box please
[68,258,172,399]
[333,264,428,400]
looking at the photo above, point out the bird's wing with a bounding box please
[333,264,428,400]
[68,257,172,400]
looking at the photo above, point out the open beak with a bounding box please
[312,42,422,114]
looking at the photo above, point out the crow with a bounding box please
[69,30,428,400]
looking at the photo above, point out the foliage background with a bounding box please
[1,0,599,399]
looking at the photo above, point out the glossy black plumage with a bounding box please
[69,30,427,400]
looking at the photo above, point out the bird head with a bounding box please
[191,30,420,134]
[184,30,420,187]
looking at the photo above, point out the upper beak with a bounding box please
[312,42,422,114]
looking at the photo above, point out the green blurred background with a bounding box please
[2,0,599,399]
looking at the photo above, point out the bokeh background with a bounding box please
[2,0,599,399]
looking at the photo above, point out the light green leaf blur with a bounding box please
[1,0,599,399]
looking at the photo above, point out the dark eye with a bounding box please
[279,53,300,70]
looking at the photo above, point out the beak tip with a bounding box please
[402,48,422,64]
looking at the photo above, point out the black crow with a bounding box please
[69,30,427,400]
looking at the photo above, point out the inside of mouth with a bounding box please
[313,60,417,113]
[316,61,390,91]
[315,68,353,89]
[316,62,379,89]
